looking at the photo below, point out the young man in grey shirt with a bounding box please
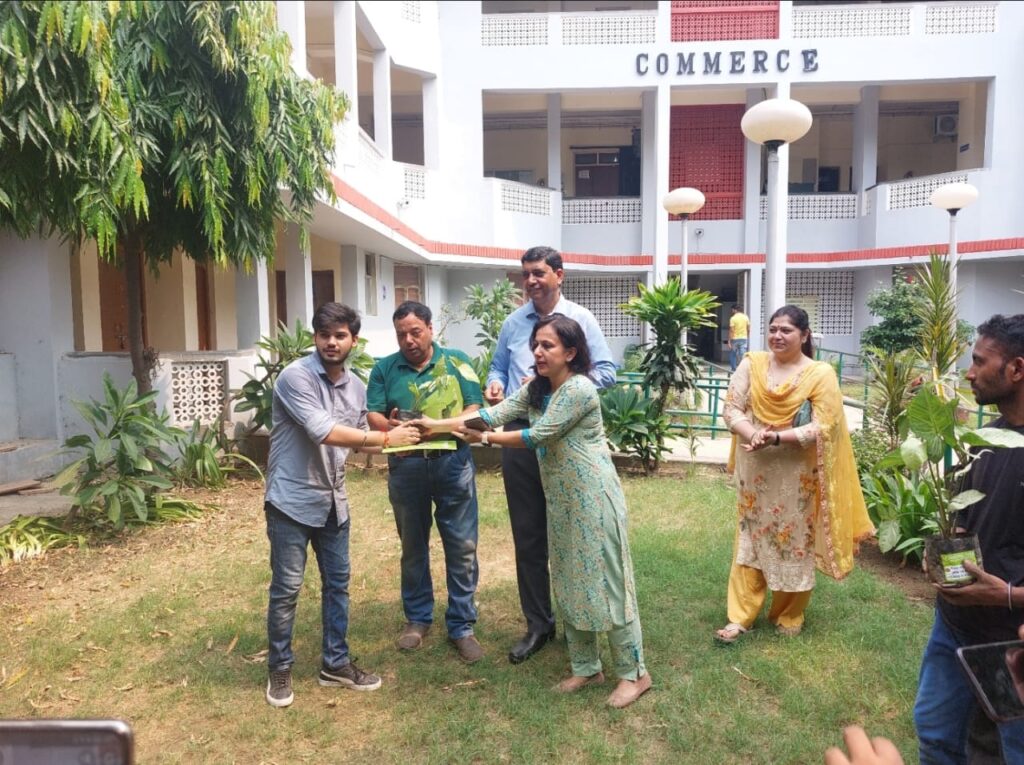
[263,302,420,707]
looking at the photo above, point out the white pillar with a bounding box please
[283,225,313,330]
[334,1,359,167]
[235,261,270,348]
[277,1,307,75]
[641,86,671,286]
[742,88,763,255]
[373,48,393,158]
[423,76,441,168]
[852,86,879,193]
[340,244,365,313]
[547,93,562,192]
[748,265,764,351]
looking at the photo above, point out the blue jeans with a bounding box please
[265,502,351,672]
[915,614,1024,764]
[387,447,479,639]
[730,339,748,372]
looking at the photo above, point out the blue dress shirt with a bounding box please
[486,295,617,397]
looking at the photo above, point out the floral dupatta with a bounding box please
[740,352,874,579]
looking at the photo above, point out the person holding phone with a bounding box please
[714,305,873,644]
[485,246,617,665]
[418,315,651,709]
[913,314,1024,764]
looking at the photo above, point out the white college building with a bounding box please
[1,0,1023,478]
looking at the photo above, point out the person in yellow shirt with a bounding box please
[728,304,750,372]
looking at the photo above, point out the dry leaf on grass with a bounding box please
[3,667,28,689]
[225,634,239,654]
[115,683,134,692]
[59,689,81,702]
[150,629,173,638]
[243,649,269,664]
[442,679,488,692]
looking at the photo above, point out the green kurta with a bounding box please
[484,374,638,632]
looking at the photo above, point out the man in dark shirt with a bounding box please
[914,313,1024,763]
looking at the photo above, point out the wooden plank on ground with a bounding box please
[0,444,18,453]
[0,480,41,496]
[18,486,57,496]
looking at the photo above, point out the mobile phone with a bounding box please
[956,640,1024,722]
[463,416,493,432]
[0,719,134,764]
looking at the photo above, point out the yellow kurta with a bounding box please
[724,352,873,589]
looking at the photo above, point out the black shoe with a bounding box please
[508,629,556,665]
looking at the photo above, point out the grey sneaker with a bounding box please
[318,662,382,691]
[266,668,294,708]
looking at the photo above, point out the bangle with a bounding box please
[1009,581,1014,611]
[383,430,390,450]
[774,432,781,446]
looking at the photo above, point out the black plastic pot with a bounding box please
[924,533,984,588]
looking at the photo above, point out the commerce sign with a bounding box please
[636,48,819,77]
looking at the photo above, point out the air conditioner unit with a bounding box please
[934,114,959,137]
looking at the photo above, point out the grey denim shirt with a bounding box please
[264,353,367,527]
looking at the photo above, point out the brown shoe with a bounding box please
[552,672,605,693]
[396,622,430,651]
[606,673,652,709]
[450,634,484,664]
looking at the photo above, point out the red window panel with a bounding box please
[669,104,746,221]
[671,1,779,42]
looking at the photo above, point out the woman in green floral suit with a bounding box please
[417,314,651,709]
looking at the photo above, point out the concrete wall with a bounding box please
[0,233,75,440]
[0,354,17,441]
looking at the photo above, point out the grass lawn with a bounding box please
[0,467,933,764]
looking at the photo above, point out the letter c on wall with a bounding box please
[636,53,648,76]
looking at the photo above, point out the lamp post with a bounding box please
[662,187,706,289]
[929,181,979,300]
[740,98,813,317]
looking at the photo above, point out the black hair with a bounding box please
[977,314,1024,362]
[731,303,741,312]
[526,314,592,410]
[312,302,361,336]
[393,300,432,324]
[769,304,814,358]
[521,246,563,273]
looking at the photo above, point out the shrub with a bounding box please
[599,386,672,475]
[172,420,263,489]
[56,374,182,529]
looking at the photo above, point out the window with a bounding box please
[394,264,422,304]
[485,169,535,185]
[364,253,378,316]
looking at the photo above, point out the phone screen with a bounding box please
[957,640,1024,722]
[463,417,493,432]
[0,720,133,765]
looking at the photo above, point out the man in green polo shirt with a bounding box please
[367,300,485,664]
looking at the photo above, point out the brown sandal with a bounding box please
[714,622,750,644]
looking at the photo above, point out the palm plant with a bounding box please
[915,252,971,400]
[619,279,719,421]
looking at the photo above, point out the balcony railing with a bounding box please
[759,193,858,220]
[563,198,642,225]
[792,2,996,39]
[886,171,970,211]
[481,10,656,47]
[499,180,554,216]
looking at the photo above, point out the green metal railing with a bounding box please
[615,364,733,438]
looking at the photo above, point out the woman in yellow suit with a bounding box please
[715,305,874,643]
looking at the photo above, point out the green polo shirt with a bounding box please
[367,343,483,423]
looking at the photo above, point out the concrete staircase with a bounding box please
[0,439,64,485]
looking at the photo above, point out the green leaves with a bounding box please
[618,280,719,439]
[57,372,184,529]
[599,386,671,475]
[232,319,314,433]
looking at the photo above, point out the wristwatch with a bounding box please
[480,431,490,446]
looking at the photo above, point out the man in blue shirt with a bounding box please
[263,302,419,708]
[485,246,617,664]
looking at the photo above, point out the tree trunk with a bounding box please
[121,231,151,395]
